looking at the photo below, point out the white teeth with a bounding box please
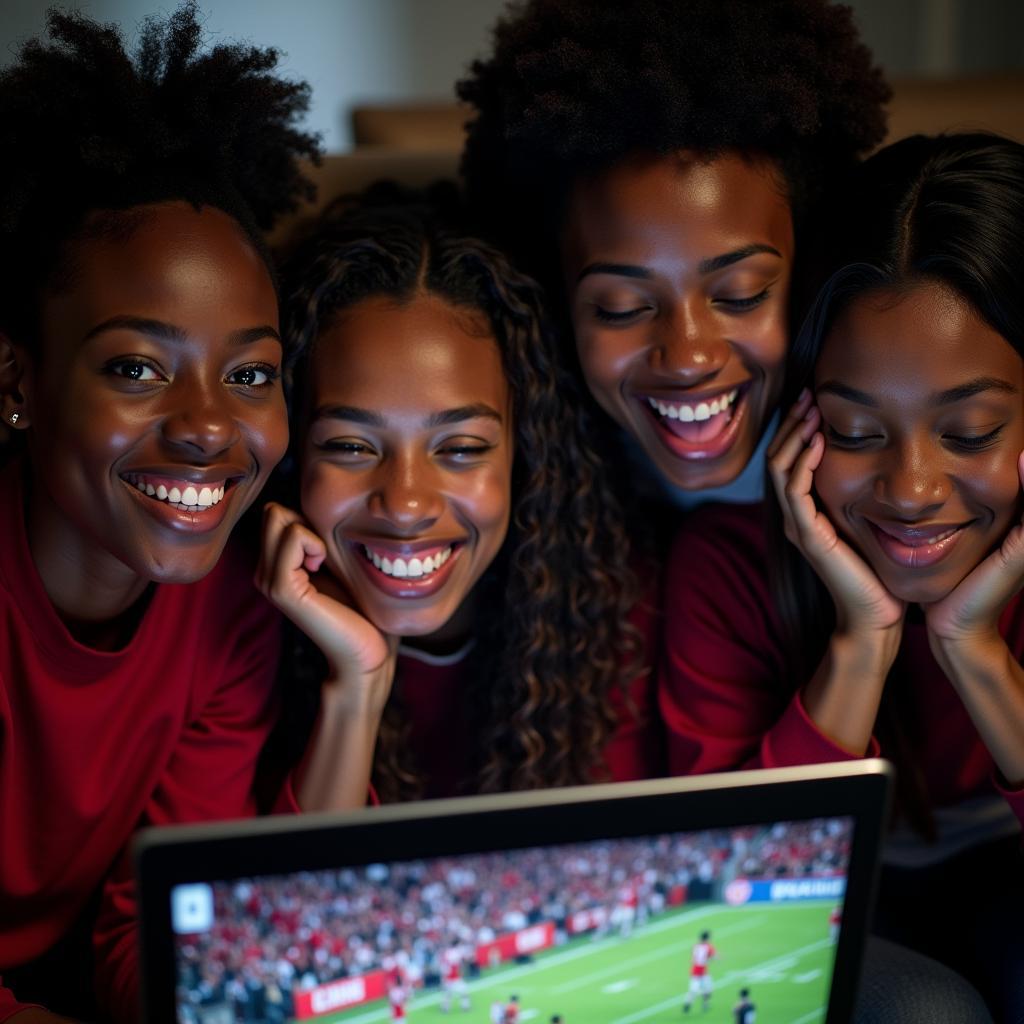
[648,388,740,423]
[127,476,226,509]
[363,545,454,579]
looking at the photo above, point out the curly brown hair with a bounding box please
[272,186,648,802]
[458,0,890,293]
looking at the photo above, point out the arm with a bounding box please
[925,451,1024,798]
[256,502,398,812]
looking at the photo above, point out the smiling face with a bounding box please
[814,281,1024,604]
[21,201,287,598]
[300,293,514,637]
[562,150,794,490]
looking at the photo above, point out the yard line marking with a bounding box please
[609,938,834,1024]
[789,1007,826,1023]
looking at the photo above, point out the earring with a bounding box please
[8,411,18,425]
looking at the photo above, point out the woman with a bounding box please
[660,134,1024,1022]
[458,0,889,505]
[0,5,317,1019]
[258,193,660,809]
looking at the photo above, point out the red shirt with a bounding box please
[659,502,1024,823]
[0,463,281,1022]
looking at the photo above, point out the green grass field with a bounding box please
[317,901,838,1024]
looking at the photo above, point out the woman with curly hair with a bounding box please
[0,4,316,1020]
[459,0,890,506]
[257,192,659,810]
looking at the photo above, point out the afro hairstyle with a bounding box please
[458,0,891,284]
[0,1,321,346]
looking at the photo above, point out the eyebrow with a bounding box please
[82,315,281,346]
[313,403,503,428]
[817,376,1019,408]
[576,244,782,283]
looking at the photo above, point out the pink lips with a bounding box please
[642,387,747,462]
[867,519,968,568]
[353,540,463,600]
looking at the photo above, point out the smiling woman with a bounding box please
[659,133,1024,1023]
[0,4,317,1020]
[256,189,661,811]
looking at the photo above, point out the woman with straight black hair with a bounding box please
[660,134,1024,1021]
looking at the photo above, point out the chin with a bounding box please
[876,570,963,606]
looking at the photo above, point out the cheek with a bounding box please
[462,467,512,550]
[740,310,789,389]
[300,461,362,541]
[963,448,1023,526]
[573,324,645,395]
[814,450,873,522]
[239,394,289,471]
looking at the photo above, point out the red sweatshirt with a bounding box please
[0,462,281,1022]
[658,501,1024,824]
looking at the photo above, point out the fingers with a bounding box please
[766,388,813,460]
[768,399,821,544]
[255,502,326,605]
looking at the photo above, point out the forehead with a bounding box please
[562,150,794,267]
[817,283,1023,397]
[42,202,276,331]
[310,293,508,409]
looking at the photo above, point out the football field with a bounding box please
[318,901,838,1024]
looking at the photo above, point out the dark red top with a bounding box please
[0,462,281,1022]
[658,501,1024,823]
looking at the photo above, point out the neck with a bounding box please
[26,477,152,631]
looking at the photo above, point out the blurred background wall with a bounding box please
[3,0,1024,154]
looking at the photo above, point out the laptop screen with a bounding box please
[169,814,853,1024]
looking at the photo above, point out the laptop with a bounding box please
[136,760,892,1024]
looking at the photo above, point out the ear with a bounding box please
[0,331,33,430]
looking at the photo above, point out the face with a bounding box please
[814,282,1024,603]
[300,293,514,637]
[22,201,287,587]
[563,150,794,490]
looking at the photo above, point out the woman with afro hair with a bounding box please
[0,5,317,1020]
[256,187,659,813]
[459,0,890,510]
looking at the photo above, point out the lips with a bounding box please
[120,468,244,534]
[351,538,465,599]
[640,383,749,461]
[866,518,971,569]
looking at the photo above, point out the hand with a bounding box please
[767,390,905,639]
[256,502,398,714]
[925,451,1024,664]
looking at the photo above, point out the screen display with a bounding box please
[171,816,852,1024]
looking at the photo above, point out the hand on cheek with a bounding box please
[924,449,1024,660]
[255,501,398,710]
[768,390,905,640]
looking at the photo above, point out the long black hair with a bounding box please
[770,133,1024,834]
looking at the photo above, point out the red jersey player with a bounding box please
[439,938,471,1012]
[683,930,716,1013]
[504,995,520,1022]
[829,905,842,943]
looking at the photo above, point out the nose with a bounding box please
[648,297,729,382]
[874,440,951,518]
[160,380,240,458]
[368,453,444,532]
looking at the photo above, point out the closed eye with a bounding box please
[824,425,881,449]
[714,289,770,312]
[945,426,1003,452]
[592,305,651,325]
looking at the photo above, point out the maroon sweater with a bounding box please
[0,462,281,1022]
[658,501,1024,824]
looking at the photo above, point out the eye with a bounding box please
[106,358,162,381]
[824,424,880,450]
[437,440,495,461]
[944,425,1003,452]
[318,438,377,459]
[714,289,770,312]
[227,363,279,389]
[592,305,652,325]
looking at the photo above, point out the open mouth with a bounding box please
[123,472,233,513]
[641,384,747,460]
[354,540,464,597]
[866,519,970,569]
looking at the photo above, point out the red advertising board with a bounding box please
[475,921,555,968]
[293,969,387,1019]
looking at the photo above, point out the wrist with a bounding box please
[831,622,901,674]
[934,630,1009,684]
